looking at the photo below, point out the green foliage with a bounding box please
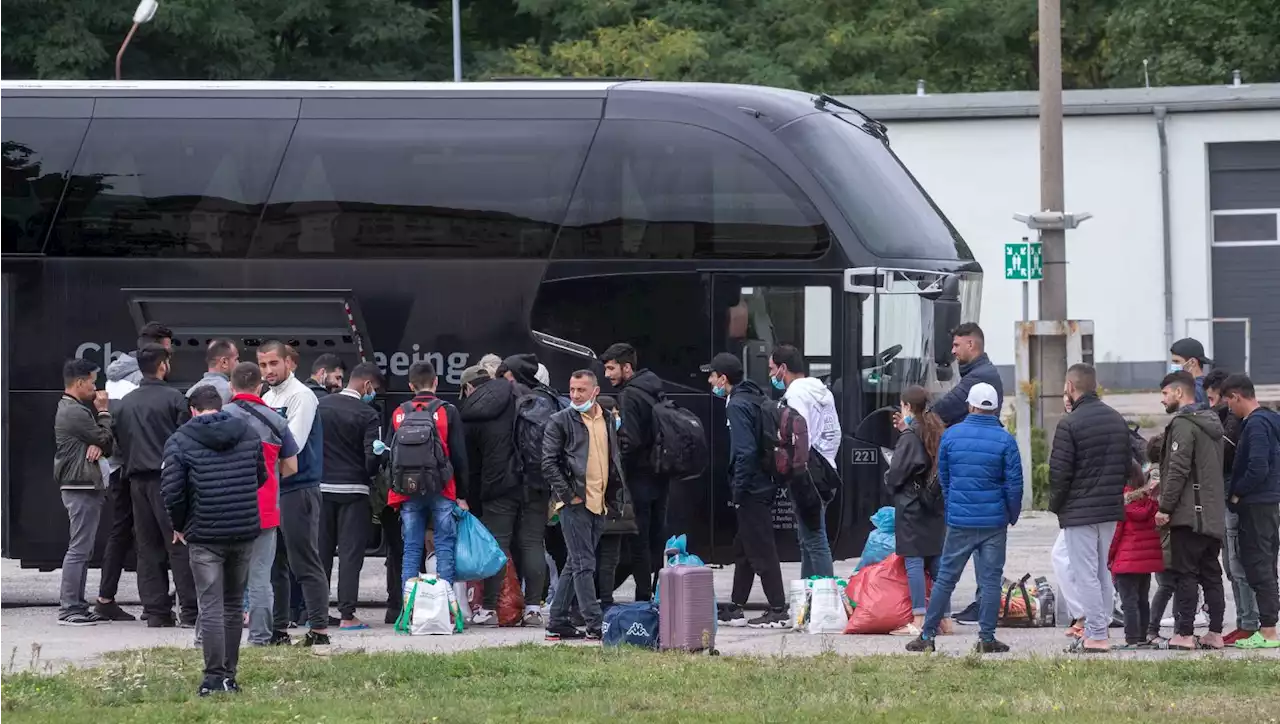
[3,0,1276,89]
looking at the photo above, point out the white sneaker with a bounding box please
[1160,611,1209,628]
[522,609,545,628]
[471,608,497,626]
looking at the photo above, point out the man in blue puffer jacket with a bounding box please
[907,382,1023,654]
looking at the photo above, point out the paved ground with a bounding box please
[5,512,1266,671]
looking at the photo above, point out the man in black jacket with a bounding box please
[1048,364,1131,652]
[306,353,345,399]
[317,361,384,631]
[460,365,543,626]
[931,323,1004,427]
[113,344,196,627]
[540,370,626,641]
[1220,374,1280,647]
[161,385,267,696]
[703,353,789,629]
[1204,370,1258,643]
[601,342,668,602]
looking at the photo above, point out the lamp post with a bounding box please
[115,0,159,81]
[452,0,462,82]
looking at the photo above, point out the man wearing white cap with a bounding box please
[907,382,1024,654]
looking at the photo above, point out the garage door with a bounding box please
[1209,141,1280,383]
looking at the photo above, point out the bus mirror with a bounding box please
[933,298,960,366]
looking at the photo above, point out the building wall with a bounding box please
[882,108,1280,389]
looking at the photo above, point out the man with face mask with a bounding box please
[1203,370,1257,644]
[931,323,1004,428]
[316,361,385,631]
[54,358,115,625]
[1169,338,1211,408]
[540,370,626,641]
[1155,370,1227,650]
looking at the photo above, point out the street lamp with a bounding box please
[115,0,159,81]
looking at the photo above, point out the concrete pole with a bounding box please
[1037,0,1068,440]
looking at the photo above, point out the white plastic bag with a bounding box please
[806,578,848,634]
[403,576,457,635]
[789,580,810,629]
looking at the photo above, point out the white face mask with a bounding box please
[1168,362,1184,374]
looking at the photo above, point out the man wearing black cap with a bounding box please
[703,353,790,629]
[1170,338,1211,408]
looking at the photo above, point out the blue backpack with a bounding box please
[602,602,659,649]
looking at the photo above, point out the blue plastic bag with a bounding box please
[602,602,660,649]
[853,506,896,572]
[454,509,508,581]
[654,534,705,606]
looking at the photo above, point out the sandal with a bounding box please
[1168,636,1217,651]
[891,623,922,637]
[1233,632,1280,649]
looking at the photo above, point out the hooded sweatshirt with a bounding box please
[105,352,143,400]
[1158,406,1226,539]
[616,368,665,476]
[160,411,267,544]
[783,376,842,468]
[502,354,541,389]
[1229,406,1280,505]
[459,376,519,502]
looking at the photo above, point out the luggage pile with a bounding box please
[604,533,718,654]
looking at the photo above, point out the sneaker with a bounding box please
[585,628,603,641]
[718,605,747,628]
[222,678,241,693]
[93,601,136,622]
[303,630,331,647]
[178,616,198,629]
[268,630,292,646]
[57,611,104,626]
[953,601,980,625]
[522,609,545,628]
[545,624,585,642]
[1223,629,1256,646]
[146,614,177,628]
[746,608,791,629]
[198,682,217,698]
[1161,611,1209,628]
[471,608,497,626]
[905,635,936,653]
[975,639,1011,654]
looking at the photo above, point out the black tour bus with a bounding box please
[1,79,981,570]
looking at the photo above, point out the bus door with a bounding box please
[709,274,843,563]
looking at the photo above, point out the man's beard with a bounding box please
[1164,401,1180,414]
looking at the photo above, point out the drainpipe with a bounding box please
[1155,105,1174,358]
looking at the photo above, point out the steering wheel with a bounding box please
[876,344,903,366]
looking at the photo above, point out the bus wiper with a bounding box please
[814,93,888,140]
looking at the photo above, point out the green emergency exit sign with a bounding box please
[1004,241,1043,280]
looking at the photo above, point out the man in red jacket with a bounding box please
[389,362,469,597]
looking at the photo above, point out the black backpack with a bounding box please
[512,389,568,490]
[390,400,452,497]
[757,397,810,481]
[633,387,708,481]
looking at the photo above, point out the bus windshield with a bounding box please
[777,112,972,261]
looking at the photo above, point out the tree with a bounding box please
[496,18,707,78]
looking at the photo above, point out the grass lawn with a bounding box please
[3,645,1279,723]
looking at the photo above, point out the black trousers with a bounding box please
[596,534,626,606]
[97,469,133,601]
[272,487,330,632]
[382,505,404,611]
[1169,527,1225,636]
[131,473,197,621]
[629,473,669,602]
[1148,571,1177,638]
[481,490,548,610]
[1236,503,1280,629]
[730,493,786,609]
[1114,573,1152,644]
[320,492,371,620]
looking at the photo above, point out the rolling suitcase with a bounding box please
[658,565,718,653]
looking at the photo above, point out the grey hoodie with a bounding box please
[105,352,142,400]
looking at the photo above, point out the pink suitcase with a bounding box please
[658,565,717,653]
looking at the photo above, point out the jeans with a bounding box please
[796,502,834,579]
[1114,573,1152,644]
[549,504,603,630]
[1236,503,1280,629]
[597,534,625,607]
[629,474,669,601]
[132,473,198,622]
[246,529,276,644]
[97,470,133,602]
[730,493,787,609]
[401,494,457,592]
[1148,571,1177,638]
[59,489,104,616]
[1063,521,1118,640]
[1169,527,1225,636]
[905,556,946,616]
[481,490,548,610]
[189,541,252,683]
[1224,510,1260,630]
[273,487,331,632]
[923,526,1007,642]
[319,492,370,620]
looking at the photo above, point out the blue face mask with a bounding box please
[570,399,594,413]
[902,414,914,427]
[361,391,376,404]
[613,416,621,430]
[712,385,726,398]
[1168,362,1183,374]
[771,375,786,391]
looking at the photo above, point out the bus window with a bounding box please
[714,282,836,392]
[555,120,831,260]
[51,118,293,258]
[254,119,594,259]
[2,118,89,254]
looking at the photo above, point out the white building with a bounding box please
[839,83,1280,387]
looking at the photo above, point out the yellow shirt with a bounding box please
[580,404,609,515]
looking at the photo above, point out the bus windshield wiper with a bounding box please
[814,93,888,140]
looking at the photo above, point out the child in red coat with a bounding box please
[1110,460,1165,648]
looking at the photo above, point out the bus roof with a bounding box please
[0,79,623,95]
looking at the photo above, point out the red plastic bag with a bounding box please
[497,560,525,627]
[843,554,914,634]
